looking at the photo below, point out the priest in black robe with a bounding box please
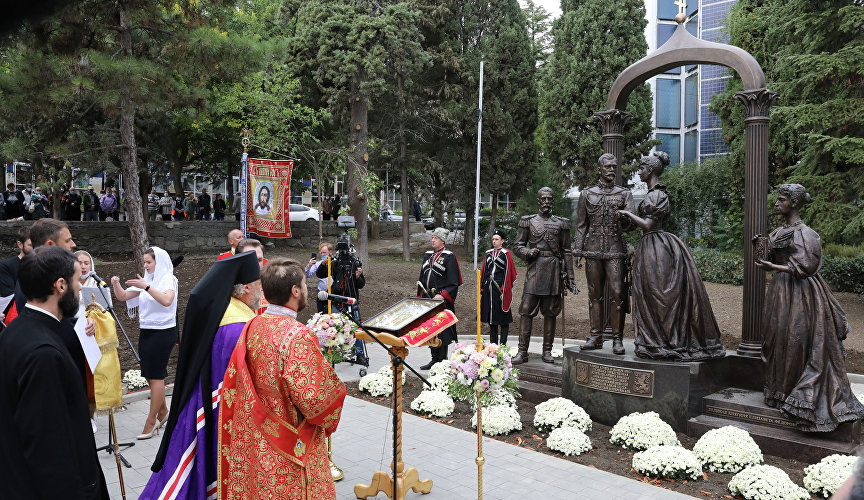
[0,246,108,499]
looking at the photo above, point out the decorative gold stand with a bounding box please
[329,436,344,481]
[354,331,437,500]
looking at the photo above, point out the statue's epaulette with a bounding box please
[518,215,533,228]
[552,215,570,223]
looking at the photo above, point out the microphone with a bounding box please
[317,291,356,305]
[86,272,109,288]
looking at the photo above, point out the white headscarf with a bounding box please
[76,250,98,288]
[127,246,175,318]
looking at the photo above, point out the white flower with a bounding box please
[609,411,680,451]
[546,427,592,456]
[410,391,455,418]
[693,426,763,473]
[490,369,504,383]
[533,397,592,434]
[551,347,563,358]
[471,404,522,436]
[803,454,858,498]
[122,369,148,391]
[471,389,517,411]
[428,360,452,377]
[632,446,703,481]
[358,365,407,397]
[728,465,808,500]
[424,373,452,393]
[856,393,864,406]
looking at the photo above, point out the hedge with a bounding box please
[821,256,864,294]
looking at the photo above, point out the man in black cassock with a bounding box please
[0,246,109,499]
[417,228,462,369]
[0,225,31,297]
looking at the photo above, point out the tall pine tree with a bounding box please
[712,0,863,245]
[540,0,655,189]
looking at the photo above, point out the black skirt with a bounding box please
[139,326,177,380]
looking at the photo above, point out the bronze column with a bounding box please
[733,88,779,357]
[593,109,633,338]
[593,109,633,185]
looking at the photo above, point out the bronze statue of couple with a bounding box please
[511,152,725,365]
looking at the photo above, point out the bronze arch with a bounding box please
[594,22,778,358]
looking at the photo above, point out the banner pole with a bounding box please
[240,129,250,239]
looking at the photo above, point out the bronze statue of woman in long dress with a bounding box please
[618,151,726,361]
[755,183,864,432]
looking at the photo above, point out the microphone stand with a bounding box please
[92,282,138,467]
[341,306,431,500]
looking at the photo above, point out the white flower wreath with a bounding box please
[410,390,455,418]
[609,411,680,451]
[632,445,703,481]
[728,465,808,500]
[803,454,859,498]
[546,427,592,456]
[533,397,592,434]
[471,404,522,436]
[693,425,763,473]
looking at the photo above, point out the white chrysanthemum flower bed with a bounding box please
[609,411,680,450]
[803,454,859,498]
[424,373,452,393]
[428,360,452,377]
[533,397,592,433]
[122,369,148,391]
[358,365,407,397]
[632,445,703,481]
[471,404,522,436]
[728,465,808,500]
[546,427,592,456]
[409,390,455,418]
[551,347,563,358]
[471,389,517,411]
[693,426,763,473]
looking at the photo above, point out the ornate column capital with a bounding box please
[593,109,632,136]
[734,88,779,119]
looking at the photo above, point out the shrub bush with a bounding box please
[821,256,864,294]
[690,249,744,285]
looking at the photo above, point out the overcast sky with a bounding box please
[519,0,562,20]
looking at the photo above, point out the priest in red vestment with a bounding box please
[218,258,346,500]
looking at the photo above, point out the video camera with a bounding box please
[335,216,361,266]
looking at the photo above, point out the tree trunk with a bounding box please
[119,5,148,270]
[226,161,235,211]
[348,72,369,266]
[465,204,475,263]
[313,161,323,245]
[397,70,411,262]
[488,192,498,237]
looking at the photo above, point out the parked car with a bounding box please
[288,204,320,222]
[445,211,466,229]
[422,215,438,230]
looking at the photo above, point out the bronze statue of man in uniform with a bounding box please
[573,153,634,355]
[512,187,576,364]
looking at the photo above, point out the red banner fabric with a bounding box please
[246,157,294,238]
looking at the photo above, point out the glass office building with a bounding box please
[644,0,736,164]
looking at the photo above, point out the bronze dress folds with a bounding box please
[762,221,864,432]
[631,186,726,361]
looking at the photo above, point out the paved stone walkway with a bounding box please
[95,338,691,499]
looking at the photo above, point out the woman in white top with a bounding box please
[111,246,178,439]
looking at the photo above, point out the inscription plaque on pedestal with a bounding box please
[574,359,655,398]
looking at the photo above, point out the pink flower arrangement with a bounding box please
[306,312,356,364]
[447,342,518,401]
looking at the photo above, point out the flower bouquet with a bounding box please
[122,369,148,391]
[447,342,518,404]
[306,312,356,364]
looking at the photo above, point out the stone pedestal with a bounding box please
[517,357,563,404]
[561,341,761,432]
[688,388,861,462]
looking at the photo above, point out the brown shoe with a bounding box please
[511,351,529,365]
[612,334,625,355]
[580,334,604,351]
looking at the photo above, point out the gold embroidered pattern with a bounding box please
[261,418,279,437]
[222,388,236,408]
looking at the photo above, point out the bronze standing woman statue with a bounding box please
[618,151,726,361]
[756,183,864,432]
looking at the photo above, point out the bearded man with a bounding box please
[144,251,261,500]
[0,246,109,499]
[218,258,346,500]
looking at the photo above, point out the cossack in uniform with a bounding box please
[417,247,462,361]
[480,247,516,326]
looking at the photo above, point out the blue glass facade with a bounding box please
[657,134,681,165]
[699,0,736,160]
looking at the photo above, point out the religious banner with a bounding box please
[245,157,293,238]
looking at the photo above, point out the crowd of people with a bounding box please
[2,184,233,222]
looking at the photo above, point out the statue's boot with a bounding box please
[541,316,556,363]
[580,300,605,351]
[611,299,625,355]
[511,316,532,365]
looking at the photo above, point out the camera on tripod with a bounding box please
[336,216,361,267]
